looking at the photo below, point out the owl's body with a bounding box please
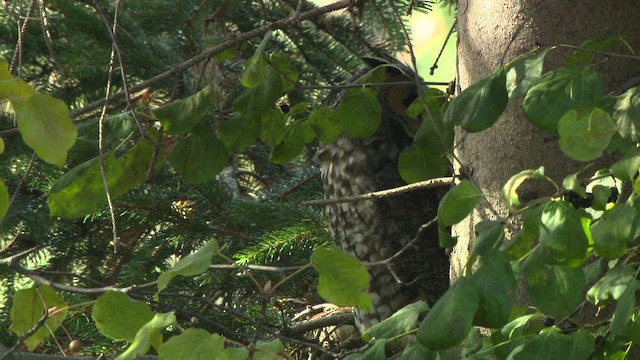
[318,59,449,331]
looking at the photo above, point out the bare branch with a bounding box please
[301,176,454,206]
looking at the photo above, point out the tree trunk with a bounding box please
[452,0,640,286]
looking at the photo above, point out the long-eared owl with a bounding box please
[317,57,450,331]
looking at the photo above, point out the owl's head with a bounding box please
[362,57,423,137]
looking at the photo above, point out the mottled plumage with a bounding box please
[318,58,450,331]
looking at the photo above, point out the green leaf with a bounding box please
[9,285,69,351]
[344,339,387,360]
[116,312,176,360]
[469,251,516,328]
[48,130,164,218]
[396,341,438,360]
[558,107,616,161]
[470,220,505,258]
[587,264,636,305]
[539,201,590,267]
[157,240,219,296]
[417,277,479,350]
[158,329,225,360]
[76,112,138,144]
[12,93,77,166]
[336,89,382,138]
[524,264,585,317]
[0,57,36,98]
[233,65,283,116]
[512,327,593,360]
[251,339,285,360]
[259,109,286,148]
[501,313,538,339]
[269,121,306,164]
[308,107,340,144]
[437,179,483,226]
[523,67,604,132]
[438,225,457,248]
[0,178,7,219]
[310,247,371,312]
[566,36,629,67]
[610,280,640,336]
[505,48,550,98]
[611,147,640,182]
[612,86,640,147]
[153,84,216,135]
[362,301,429,341]
[242,32,272,87]
[591,204,638,259]
[169,126,228,184]
[412,88,454,156]
[398,143,449,183]
[591,185,612,211]
[444,69,508,132]
[270,53,298,91]
[217,113,261,151]
[92,291,155,343]
[503,167,547,211]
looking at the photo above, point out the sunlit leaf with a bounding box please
[505,48,550,98]
[116,312,176,360]
[363,301,429,341]
[558,107,616,162]
[157,240,220,296]
[336,89,381,138]
[438,179,483,226]
[587,264,636,305]
[311,247,371,312]
[591,204,638,259]
[158,329,225,360]
[503,167,547,211]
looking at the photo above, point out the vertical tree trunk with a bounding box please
[452,1,640,279]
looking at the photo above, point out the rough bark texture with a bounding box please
[452,0,640,280]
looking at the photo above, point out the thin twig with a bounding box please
[9,0,37,74]
[430,19,457,76]
[301,176,454,206]
[0,151,36,228]
[209,263,307,273]
[38,0,67,77]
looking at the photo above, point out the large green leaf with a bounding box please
[92,291,155,343]
[217,113,261,151]
[538,201,590,267]
[437,179,483,226]
[233,65,282,116]
[586,264,636,305]
[259,109,286,148]
[611,147,640,182]
[398,143,449,184]
[308,107,341,144]
[417,277,479,350]
[269,121,307,164]
[468,251,516,328]
[12,93,77,167]
[9,285,69,351]
[612,86,640,149]
[566,36,629,67]
[444,69,508,132]
[558,107,616,162]
[505,48,550,98]
[610,280,640,336]
[158,329,225,360]
[169,126,228,184]
[524,264,585,317]
[157,240,220,296]
[523,67,604,132]
[310,247,371,311]
[153,84,216,135]
[242,31,272,88]
[591,204,638,259]
[512,327,593,360]
[48,130,164,218]
[336,89,382,138]
[116,312,176,360]
[362,301,429,341]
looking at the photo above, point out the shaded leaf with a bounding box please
[153,84,216,135]
[311,247,371,312]
[217,113,261,151]
[0,178,7,219]
[512,327,593,360]
[259,109,286,148]
[242,32,271,87]
[611,146,640,182]
[336,89,381,138]
[269,122,306,164]
[48,129,164,218]
[398,143,449,183]
[363,301,429,341]
[344,339,387,360]
[234,65,282,116]
[566,36,629,67]
[308,107,340,144]
[610,281,640,336]
[444,69,508,132]
[524,264,585,317]
[169,126,228,184]
[469,251,516,328]
[612,86,640,148]
[539,201,590,267]
[587,264,636,305]
[9,286,69,351]
[92,291,155,343]
[438,179,483,226]
[417,277,479,350]
[523,67,604,132]
[591,204,637,259]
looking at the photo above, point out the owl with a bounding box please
[317,57,450,331]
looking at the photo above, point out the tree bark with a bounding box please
[452,0,640,280]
